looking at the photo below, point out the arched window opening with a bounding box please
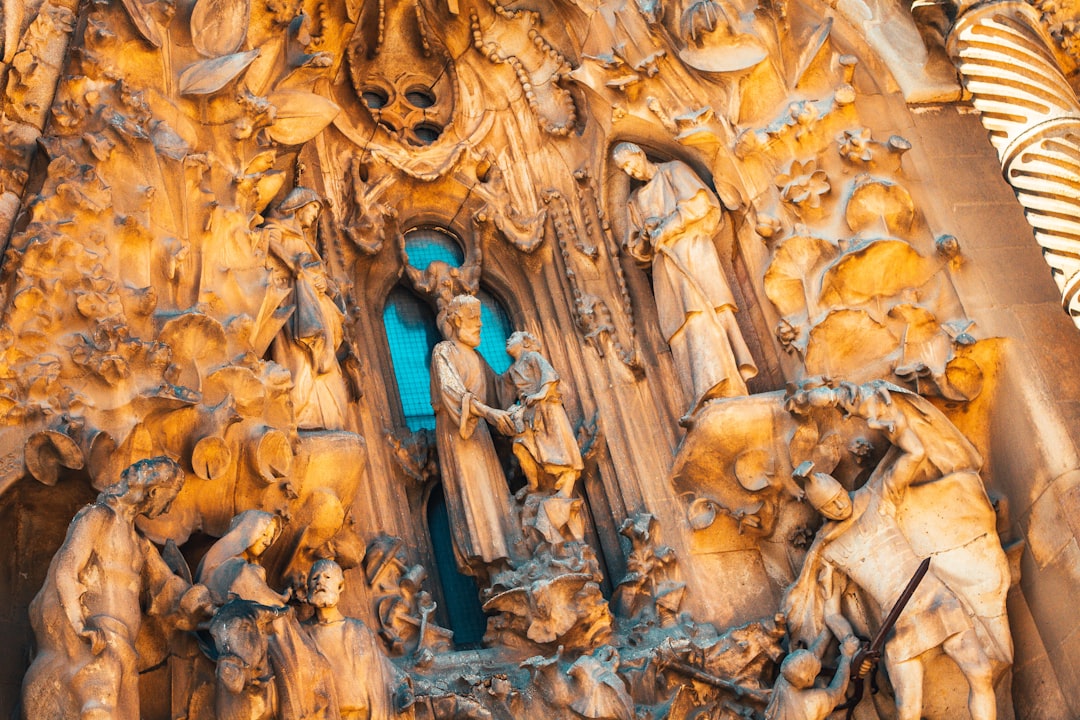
[382,285,515,426]
[401,228,512,372]
[403,227,464,269]
[426,485,487,647]
[383,286,441,431]
[383,227,520,648]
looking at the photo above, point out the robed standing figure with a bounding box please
[613,143,757,419]
[429,294,522,582]
[263,187,350,430]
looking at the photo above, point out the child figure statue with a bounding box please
[765,634,859,720]
[504,331,584,499]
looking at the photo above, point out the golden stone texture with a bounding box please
[0,0,1079,716]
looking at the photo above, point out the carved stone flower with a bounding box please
[775,318,801,354]
[789,101,820,141]
[775,159,830,209]
[837,128,873,163]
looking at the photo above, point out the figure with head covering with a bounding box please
[196,510,290,607]
[429,294,522,582]
[304,560,415,720]
[22,458,211,720]
[503,331,583,498]
[612,142,757,421]
[166,510,286,720]
[783,379,1011,720]
[198,510,340,720]
[263,187,350,430]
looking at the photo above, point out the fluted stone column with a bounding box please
[948,1,1080,326]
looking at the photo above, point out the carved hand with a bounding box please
[851,646,880,677]
[785,482,806,502]
[840,634,861,657]
[218,657,247,694]
[471,400,517,435]
[80,619,109,656]
[489,410,519,436]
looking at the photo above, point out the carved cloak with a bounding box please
[430,340,521,575]
[263,216,350,430]
[783,385,1011,667]
[504,349,583,475]
[625,160,757,411]
[304,617,409,720]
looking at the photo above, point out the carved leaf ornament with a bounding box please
[687,496,718,530]
[179,50,261,96]
[677,0,769,72]
[818,238,934,306]
[25,430,84,486]
[763,235,838,318]
[204,366,268,417]
[158,313,229,390]
[119,0,165,48]
[191,0,251,57]
[844,178,916,235]
[265,89,342,146]
[192,435,232,481]
[804,309,898,376]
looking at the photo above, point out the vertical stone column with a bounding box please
[948,2,1080,326]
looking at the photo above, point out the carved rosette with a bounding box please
[950,1,1080,324]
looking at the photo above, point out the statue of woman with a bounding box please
[263,187,350,431]
[197,510,339,719]
[613,143,757,421]
[196,510,290,607]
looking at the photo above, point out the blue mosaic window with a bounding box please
[383,227,516,647]
[427,485,487,646]
[384,231,513,432]
[403,227,464,269]
[383,286,441,431]
[475,289,513,374]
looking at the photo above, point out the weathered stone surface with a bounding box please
[1,0,1080,716]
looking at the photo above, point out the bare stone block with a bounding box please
[1012,655,1071,720]
[1012,305,1080,402]
[1024,483,1076,569]
[972,249,1064,307]
[949,202,1035,251]
[1018,538,1080,687]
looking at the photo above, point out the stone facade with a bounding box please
[1,0,1080,717]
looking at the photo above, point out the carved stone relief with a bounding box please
[0,0,1077,716]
